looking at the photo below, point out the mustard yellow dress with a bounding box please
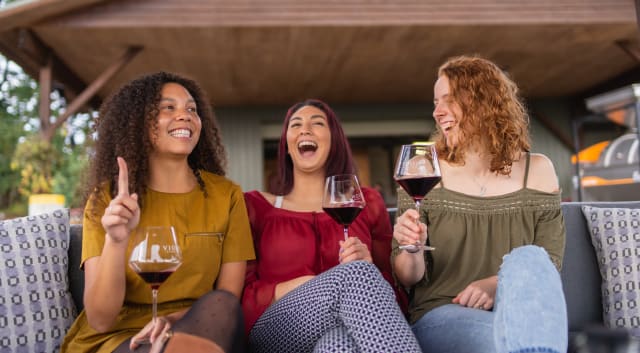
[60,171,256,353]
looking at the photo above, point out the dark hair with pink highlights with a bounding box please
[269,99,355,195]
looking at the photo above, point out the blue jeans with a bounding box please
[412,245,568,353]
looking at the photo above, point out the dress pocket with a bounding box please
[181,232,225,291]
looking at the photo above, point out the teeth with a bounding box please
[298,140,317,153]
[298,141,317,148]
[441,122,454,131]
[169,129,191,138]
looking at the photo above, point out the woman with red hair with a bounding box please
[393,55,567,353]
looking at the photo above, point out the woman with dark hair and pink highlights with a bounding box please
[242,99,421,352]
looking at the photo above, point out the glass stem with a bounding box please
[343,226,349,241]
[415,200,422,245]
[152,288,158,323]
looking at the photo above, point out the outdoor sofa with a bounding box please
[1,201,639,352]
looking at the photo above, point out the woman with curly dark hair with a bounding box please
[392,56,568,353]
[61,72,255,353]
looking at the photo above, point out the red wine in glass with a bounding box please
[395,176,442,202]
[136,270,177,290]
[323,206,363,227]
[394,144,441,251]
[129,225,182,330]
[322,174,366,240]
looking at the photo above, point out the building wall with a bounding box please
[217,100,577,200]
[216,107,273,193]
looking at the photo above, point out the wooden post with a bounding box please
[38,53,52,137]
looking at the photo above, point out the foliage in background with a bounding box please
[0,57,33,212]
[12,136,61,195]
[0,54,93,216]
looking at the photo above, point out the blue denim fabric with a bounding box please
[412,245,568,353]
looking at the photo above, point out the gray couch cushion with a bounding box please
[0,209,76,352]
[561,201,640,333]
[580,205,640,337]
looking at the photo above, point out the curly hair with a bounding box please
[269,99,355,195]
[84,71,226,209]
[433,55,530,175]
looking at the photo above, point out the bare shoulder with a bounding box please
[258,191,277,204]
[527,153,560,193]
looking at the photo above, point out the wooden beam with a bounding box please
[0,0,106,33]
[43,46,143,141]
[38,54,52,135]
[616,39,640,63]
[0,29,102,109]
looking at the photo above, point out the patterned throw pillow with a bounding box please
[581,206,640,338]
[0,209,77,352]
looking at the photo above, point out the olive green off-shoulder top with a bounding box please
[392,161,565,324]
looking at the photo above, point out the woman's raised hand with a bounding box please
[393,209,427,248]
[101,157,140,243]
[339,237,372,264]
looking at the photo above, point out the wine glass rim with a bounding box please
[326,173,358,177]
[142,225,175,230]
[325,173,360,180]
[401,142,435,147]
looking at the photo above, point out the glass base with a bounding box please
[399,244,436,252]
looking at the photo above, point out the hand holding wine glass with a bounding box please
[394,143,441,252]
[129,226,182,344]
[322,174,366,241]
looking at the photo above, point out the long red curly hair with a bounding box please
[433,55,530,175]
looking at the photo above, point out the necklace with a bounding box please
[472,176,488,196]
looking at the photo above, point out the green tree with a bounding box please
[1,55,92,215]
[1,0,92,217]
[0,57,33,213]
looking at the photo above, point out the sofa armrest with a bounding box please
[69,224,85,312]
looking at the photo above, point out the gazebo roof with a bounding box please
[1,0,639,108]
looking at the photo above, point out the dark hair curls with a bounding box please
[84,71,226,208]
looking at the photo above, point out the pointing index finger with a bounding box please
[117,157,130,196]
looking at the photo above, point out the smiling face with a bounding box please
[433,74,464,148]
[150,82,202,158]
[285,105,331,174]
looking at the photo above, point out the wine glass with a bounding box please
[129,226,182,326]
[322,174,366,241]
[394,143,441,251]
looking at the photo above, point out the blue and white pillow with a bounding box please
[0,209,76,352]
[582,206,640,338]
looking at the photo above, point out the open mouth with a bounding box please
[440,121,455,132]
[298,140,318,154]
[169,128,192,138]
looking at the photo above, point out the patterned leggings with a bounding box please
[249,261,421,353]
